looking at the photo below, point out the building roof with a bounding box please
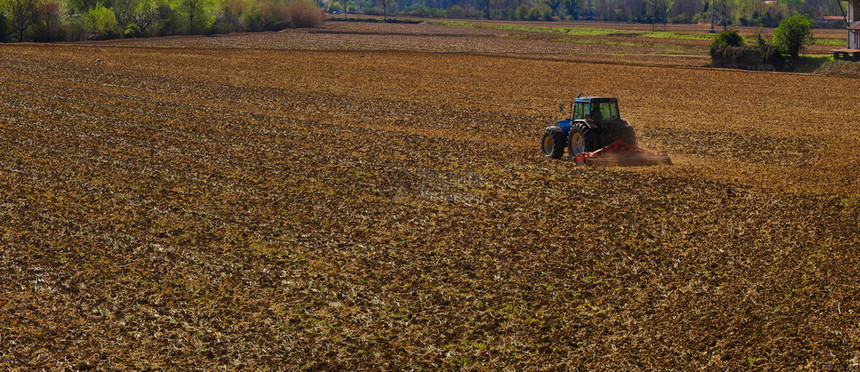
[849,22,860,30]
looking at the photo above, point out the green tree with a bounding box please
[86,5,119,38]
[131,0,159,35]
[542,0,562,17]
[561,0,579,18]
[69,0,109,13]
[2,0,44,41]
[514,3,527,19]
[181,0,208,33]
[773,13,813,59]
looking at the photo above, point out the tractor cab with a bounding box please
[571,97,620,127]
[554,97,619,135]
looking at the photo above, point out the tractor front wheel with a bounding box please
[541,127,566,159]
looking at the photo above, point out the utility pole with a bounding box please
[709,0,715,33]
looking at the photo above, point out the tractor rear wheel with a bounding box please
[541,127,566,159]
[568,124,598,158]
[617,125,637,146]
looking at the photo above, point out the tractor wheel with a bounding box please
[541,127,566,159]
[617,125,637,146]
[568,124,598,158]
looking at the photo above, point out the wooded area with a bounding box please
[0,0,849,43]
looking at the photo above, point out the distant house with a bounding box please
[816,16,846,22]
[834,0,860,59]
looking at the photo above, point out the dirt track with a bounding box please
[0,23,858,369]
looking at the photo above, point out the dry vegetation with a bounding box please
[0,21,858,369]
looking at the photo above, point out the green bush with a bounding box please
[241,4,263,32]
[156,3,185,35]
[87,5,120,39]
[711,30,743,49]
[755,32,782,66]
[543,6,553,21]
[217,0,245,32]
[446,5,464,19]
[64,19,88,40]
[773,14,813,59]
[124,22,142,37]
[710,30,744,59]
[514,4,527,20]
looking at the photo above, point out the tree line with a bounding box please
[330,0,846,26]
[0,0,847,42]
[0,0,324,42]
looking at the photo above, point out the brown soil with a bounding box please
[0,23,858,370]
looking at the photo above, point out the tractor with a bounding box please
[540,96,670,166]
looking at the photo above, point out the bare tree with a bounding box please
[377,0,391,21]
[647,0,671,29]
[543,0,563,17]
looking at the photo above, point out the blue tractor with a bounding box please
[540,96,670,165]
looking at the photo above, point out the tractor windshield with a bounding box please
[591,101,619,123]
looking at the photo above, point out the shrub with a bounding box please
[773,14,813,59]
[514,4,527,20]
[670,12,691,24]
[710,30,744,60]
[64,18,88,40]
[711,29,743,49]
[541,6,553,21]
[404,5,427,17]
[218,0,246,32]
[816,60,860,78]
[287,0,323,28]
[362,7,381,15]
[525,6,540,20]
[241,3,263,31]
[261,2,291,31]
[755,32,782,66]
[124,22,142,37]
[446,5,464,19]
[156,3,185,35]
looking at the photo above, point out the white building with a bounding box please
[849,0,860,50]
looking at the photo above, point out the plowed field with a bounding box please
[1,22,858,370]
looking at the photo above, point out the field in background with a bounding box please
[1,21,858,369]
